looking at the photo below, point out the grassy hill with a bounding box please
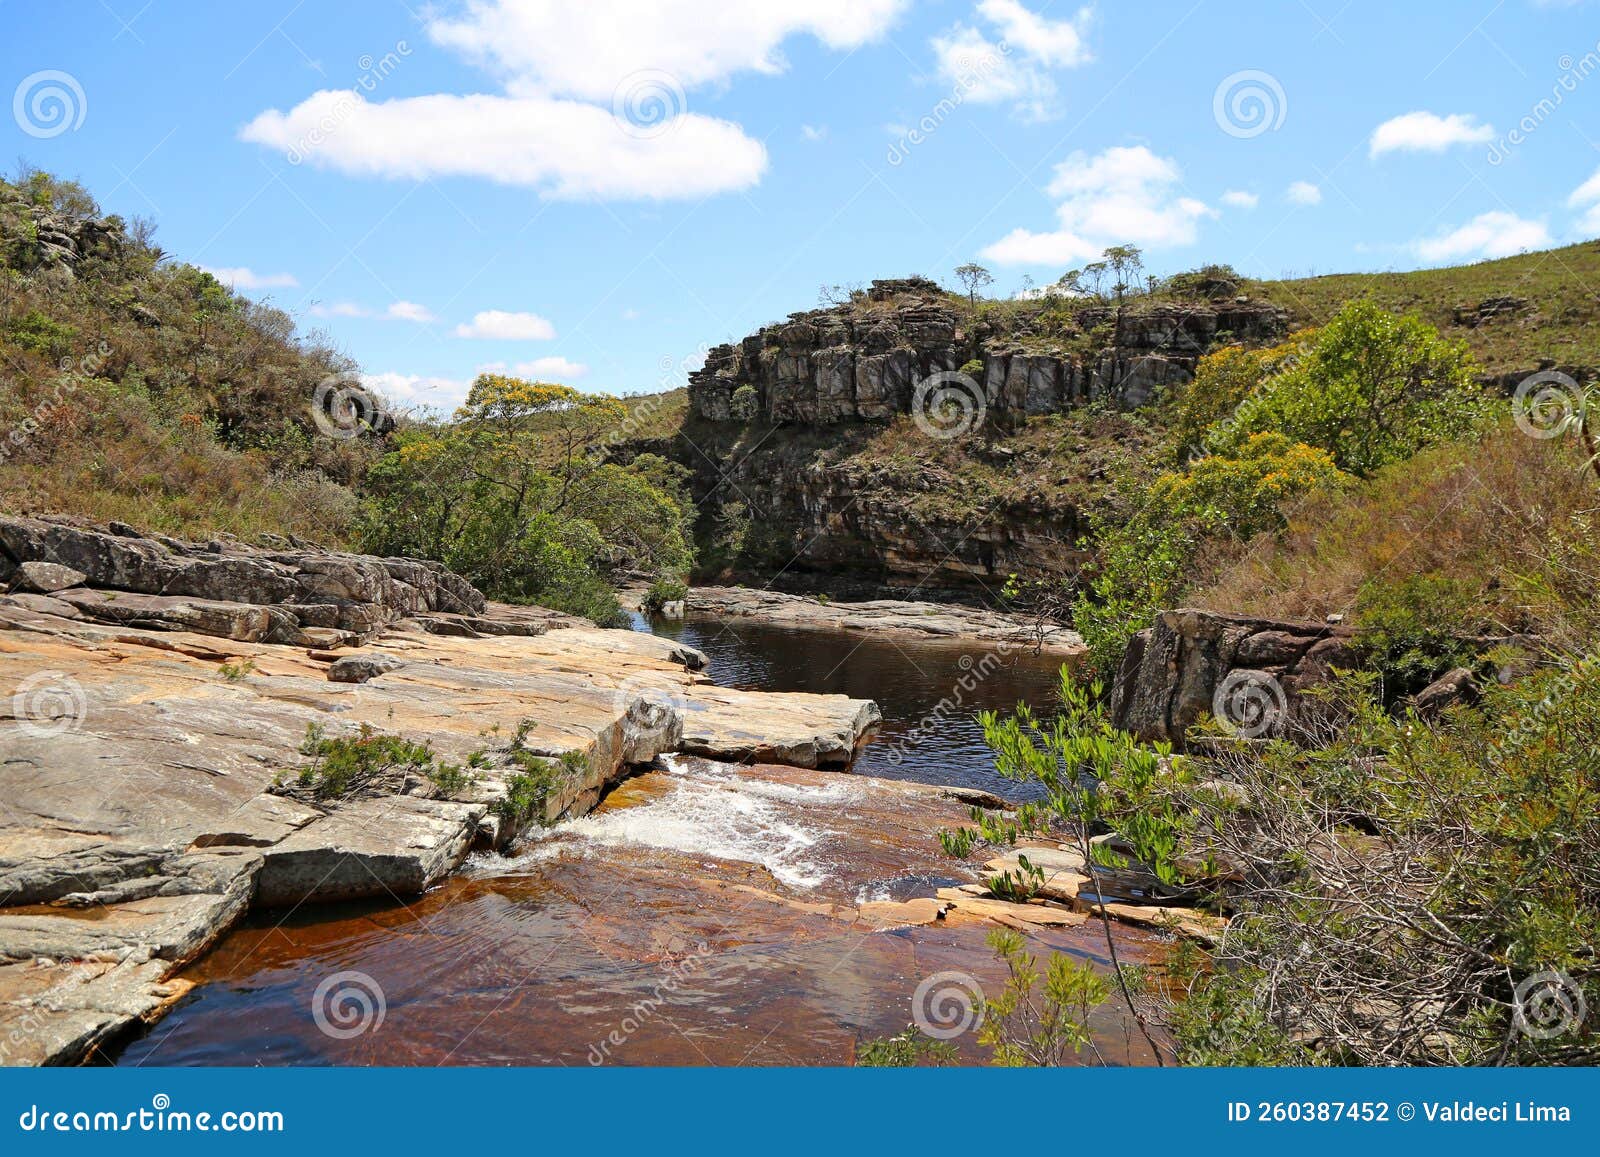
[1245,240,1600,375]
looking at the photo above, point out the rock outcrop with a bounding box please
[688,277,1288,426]
[1109,609,1360,749]
[685,585,1084,653]
[0,516,485,645]
[0,523,880,1063]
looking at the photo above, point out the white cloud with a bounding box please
[981,145,1214,265]
[241,91,767,201]
[1221,189,1259,210]
[1370,111,1495,158]
[1569,166,1600,233]
[243,2,908,201]
[931,2,1092,120]
[309,301,368,318]
[454,309,558,340]
[1570,166,1600,207]
[386,300,436,323]
[1412,211,1552,262]
[516,356,589,378]
[1287,181,1322,206]
[800,124,827,142]
[309,299,437,323]
[361,372,472,410]
[201,266,298,290]
[427,0,908,100]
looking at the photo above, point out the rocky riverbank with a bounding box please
[0,519,881,1064]
[683,586,1084,654]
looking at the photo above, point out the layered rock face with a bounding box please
[689,277,1288,426]
[0,516,486,646]
[1109,609,1360,749]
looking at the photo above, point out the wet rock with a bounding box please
[0,959,193,1066]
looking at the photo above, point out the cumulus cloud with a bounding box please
[931,1,1093,120]
[1370,111,1495,158]
[243,1,906,200]
[1412,211,1552,262]
[1568,165,1600,233]
[1287,181,1322,206]
[201,266,298,290]
[454,309,558,340]
[309,299,437,322]
[386,300,436,323]
[480,357,589,379]
[361,372,472,410]
[1221,189,1259,210]
[427,0,907,100]
[241,91,767,201]
[981,145,1214,265]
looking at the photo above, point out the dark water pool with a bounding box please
[634,612,1073,799]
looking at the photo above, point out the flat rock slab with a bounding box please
[678,686,880,768]
[687,586,1083,654]
[0,958,193,1066]
[0,851,259,966]
[254,796,486,908]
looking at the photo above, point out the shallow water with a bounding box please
[112,620,1148,1068]
[636,611,1072,798]
[117,757,1158,1066]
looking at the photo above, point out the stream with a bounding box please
[113,614,1157,1066]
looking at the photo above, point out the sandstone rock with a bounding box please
[9,561,86,594]
[677,686,880,768]
[684,586,1083,653]
[1109,608,1359,748]
[934,887,1088,929]
[253,796,485,908]
[326,652,405,683]
[1409,667,1478,716]
[0,959,193,1066]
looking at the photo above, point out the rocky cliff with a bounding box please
[689,276,1288,426]
[663,279,1287,597]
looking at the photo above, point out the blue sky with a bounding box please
[5,1,1600,413]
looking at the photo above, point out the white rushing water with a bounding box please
[479,755,864,889]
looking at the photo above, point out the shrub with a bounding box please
[1211,299,1490,475]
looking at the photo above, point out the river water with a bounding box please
[634,611,1073,797]
[113,616,1156,1067]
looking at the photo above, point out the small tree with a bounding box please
[954,262,994,312]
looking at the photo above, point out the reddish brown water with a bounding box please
[116,757,1161,1066]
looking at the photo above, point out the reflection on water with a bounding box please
[635,612,1071,798]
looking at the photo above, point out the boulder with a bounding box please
[9,561,87,593]
[326,652,405,683]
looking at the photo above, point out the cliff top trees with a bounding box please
[954,262,994,312]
